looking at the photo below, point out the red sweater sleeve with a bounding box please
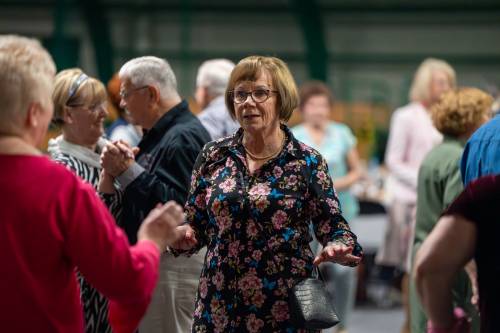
[58,176,160,333]
[108,241,159,333]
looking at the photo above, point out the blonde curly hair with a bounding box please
[431,87,493,137]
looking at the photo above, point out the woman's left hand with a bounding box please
[426,308,471,333]
[313,242,362,266]
[170,225,198,251]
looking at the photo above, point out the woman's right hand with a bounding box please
[313,241,362,266]
[137,201,188,251]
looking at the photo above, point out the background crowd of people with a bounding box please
[0,30,499,333]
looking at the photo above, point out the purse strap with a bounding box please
[312,264,326,282]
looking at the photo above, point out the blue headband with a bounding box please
[67,73,89,100]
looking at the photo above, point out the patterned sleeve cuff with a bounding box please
[168,246,199,257]
[328,230,364,266]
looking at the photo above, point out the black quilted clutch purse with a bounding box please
[289,268,340,330]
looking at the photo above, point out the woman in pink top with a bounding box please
[376,58,456,333]
[0,35,193,333]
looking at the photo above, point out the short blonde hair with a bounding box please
[431,87,493,137]
[52,68,106,126]
[409,58,456,103]
[0,35,56,133]
[225,56,298,121]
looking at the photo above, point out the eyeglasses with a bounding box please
[119,86,149,99]
[230,88,278,104]
[66,102,107,113]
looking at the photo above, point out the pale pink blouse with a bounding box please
[385,102,442,204]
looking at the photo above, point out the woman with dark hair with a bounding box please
[292,81,362,333]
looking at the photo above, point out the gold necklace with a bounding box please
[244,131,285,161]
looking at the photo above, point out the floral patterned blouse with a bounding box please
[179,125,363,333]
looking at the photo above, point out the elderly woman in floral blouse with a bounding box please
[172,55,363,333]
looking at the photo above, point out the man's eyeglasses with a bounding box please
[119,86,149,99]
[230,89,278,104]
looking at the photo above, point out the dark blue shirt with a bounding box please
[121,100,211,243]
[460,114,500,186]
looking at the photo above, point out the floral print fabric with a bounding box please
[180,125,363,333]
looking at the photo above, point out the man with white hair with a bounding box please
[195,58,239,140]
[100,56,210,333]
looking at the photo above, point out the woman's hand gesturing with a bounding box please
[313,242,362,266]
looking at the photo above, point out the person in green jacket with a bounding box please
[409,87,493,333]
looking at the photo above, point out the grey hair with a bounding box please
[119,56,178,100]
[196,58,235,97]
[0,34,56,134]
[409,58,456,103]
